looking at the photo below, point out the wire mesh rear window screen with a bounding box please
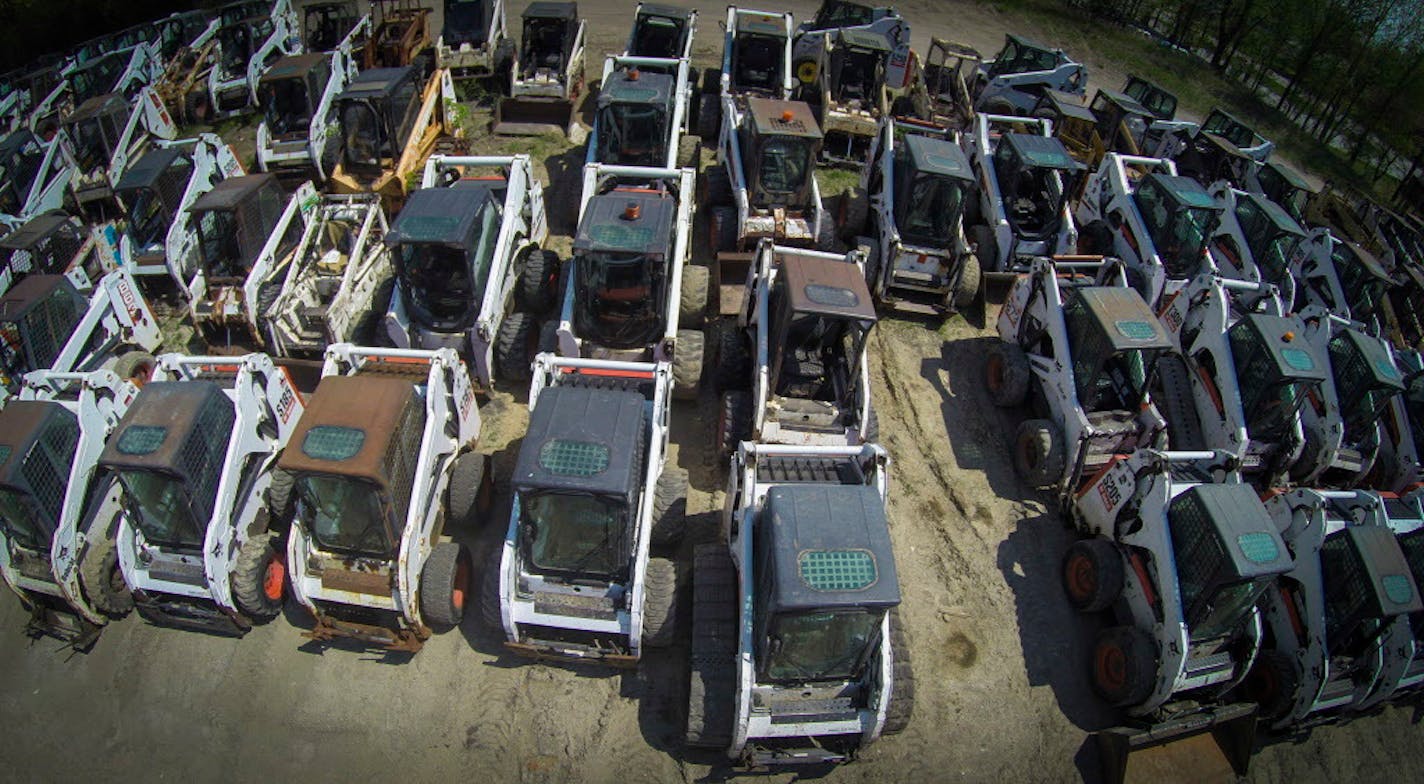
[1169,489,1222,618]
[182,391,237,523]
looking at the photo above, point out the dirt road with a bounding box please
[1,2,1420,782]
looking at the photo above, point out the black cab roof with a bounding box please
[763,484,901,613]
[115,146,188,194]
[903,132,973,181]
[188,173,277,213]
[514,384,645,500]
[575,191,674,256]
[390,182,499,247]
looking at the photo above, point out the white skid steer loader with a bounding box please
[0,369,139,649]
[63,88,179,217]
[278,344,489,651]
[0,128,79,226]
[1205,181,1308,310]
[100,352,305,636]
[493,2,586,137]
[202,0,303,120]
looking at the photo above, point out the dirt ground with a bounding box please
[1,1,1421,782]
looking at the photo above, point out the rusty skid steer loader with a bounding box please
[493,2,586,136]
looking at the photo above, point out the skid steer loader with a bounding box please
[1289,229,1396,338]
[303,1,361,53]
[624,3,697,61]
[0,128,78,226]
[554,163,705,399]
[108,134,245,284]
[0,270,161,402]
[1244,489,1422,731]
[1037,88,1155,172]
[987,257,1171,491]
[793,28,896,166]
[1206,182,1307,309]
[1067,449,1287,784]
[265,194,392,358]
[1247,160,1318,227]
[848,116,978,315]
[364,0,433,71]
[493,3,586,137]
[1373,489,1424,701]
[0,370,138,648]
[1122,74,1176,122]
[437,0,511,83]
[182,174,316,349]
[685,441,912,765]
[1292,311,1406,488]
[1157,273,1329,483]
[586,54,696,170]
[900,38,978,132]
[1148,107,1273,167]
[278,344,489,651]
[200,2,302,120]
[713,241,877,456]
[383,154,551,388]
[100,352,305,635]
[256,14,370,182]
[972,34,1086,116]
[1075,153,1222,306]
[792,0,908,54]
[327,65,462,210]
[962,113,1083,290]
[481,353,683,666]
[0,210,112,297]
[63,89,179,217]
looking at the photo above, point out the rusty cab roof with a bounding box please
[575,190,674,257]
[747,98,823,140]
[779,254,877,323]
[99,381,232,473]
[277,374,416,483]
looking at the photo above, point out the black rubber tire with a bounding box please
[1013,418,1066,488]
[1090,625,1159,708]
[883,607,915,735]
[319,132,342,182]
[969,224,1000,273]
[679,264,710,329]
[717,389,754,456]
[112,351,157,386]
[1078,219,1114,256]
[1061,539,1125,613]
[420,541,471,630]
[1243,648,1300,722]
[446,451,489,527]
[518,248,559,313]
[672,328,704,400]
[815,213,837,252]
[78,527,132,618]
[981,97,1017,116]
[641,557,678,648]
[697,92,721,143]
[495,311,539,382]
[651,467,688,548]
[985,342,1031,408]
[267,466,295,521]
[703,165,733,208]
[1292,419,1329,482]
[480,545,505,633]
[708,205,738,252]
[538,319,559,353]
[685,544,737,747]
[714,321,752,391]
[838,187,869,241]
[231,531,284,622]
[953,255,981,310]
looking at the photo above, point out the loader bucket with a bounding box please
[493,97,576,136]
[1095,702,1257,784]
[981,271,1018,304]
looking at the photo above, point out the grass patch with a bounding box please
[816,168,862,199]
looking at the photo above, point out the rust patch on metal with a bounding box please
[319,567,393,596]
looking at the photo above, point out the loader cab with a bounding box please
[334,67,424,177]
[0,211,91,288]
[767,255,876,403]
[1225,190,1306,286]
[186,174,288,283]
[0,275,86,392]
[0,401,79,556]
[1254,162,1317,226]
[1063,287,1171,413]
[100,382,236,552]
[628,5,692,60]
[1226,313,1328,443]
[513,385,645,581]
[1330,242,1393,327]
[115,146,194,252]
[731,14,788,96]
[1167,484,1291,641]
[216,16,272,84]
[992,133,1082,242]
[1131,173,1221,278]
[1175,130,1254,187]
[0,131,46,218]
[260,54,334,141]
[519,3,578,80]
[891,131,973,250]
[1201,109,1270,156]
[1032,90,1096,163]
[304,2,360,52]
[1327,328,1405,437]
[155,11,213,63]
[742,99,822,212]
[278,375,426,559]
[443,0,492,49]
[66,53,125,108]
[803,0,879,31]
[571,190,673,349]
[387,182,503,333]
[920,38,980,127]
[1088,88,1152,154]
[827,29,889,106]
[980,34,1066,83]
[367,1,432,70]
[594,68,674,166]
[752,484,900,684]
[1319,523,1421,659]
[64,94,129,174]
[1122,75,1176,121]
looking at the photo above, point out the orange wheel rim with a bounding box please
[1067,553,1096,601]
[452,555,470,610]
[263,553,286,601]
[1096,643,1126,691]
[987,354,1004,392]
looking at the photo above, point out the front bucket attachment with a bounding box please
[493,97,576,136]
[981,271,1018,305]
[1096,702,1258,784]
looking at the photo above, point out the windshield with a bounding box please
[833,50,879,103]
[1334,247,1386,321]
[120,185,169,249]
[989,40,1057,77]
[810,1,873,30]
[598,103,667,166]
[898,172,965,248]
[306,6,355,51]
[994,150,1066,240]
[733,33,784,93]
[757,137,812,203]
[118,470,205,549]
[297,474,392,557]
[262,78,313,137]
[194,210,244,280]
[340,100,387,169]
[1191,579,1270,640]
[630,16,683,58]
[397,244,476,331]
[445,0,488,41]
[67,116,116,172]
[574,252,663,349]
[521,491,626,577]
[0,487,51,552]
[218,25,254,79]
[765,609,881,682]
[1,135,43,204]
[1202,112,1252,147]
[1135,180,1216,277]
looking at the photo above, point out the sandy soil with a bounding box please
[0,1,1420,782]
